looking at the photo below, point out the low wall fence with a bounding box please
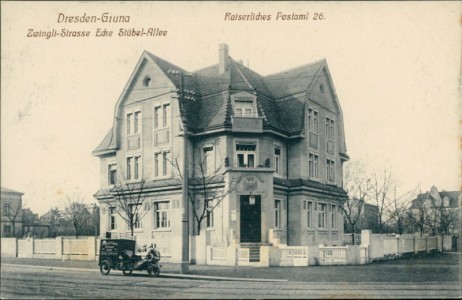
[34,239,56,255]
[210,247,227,261]
[237,248,249,262]
[361,230,448,262]
[279,246,309,266]
[1,237,99,261]
[319,245,347,265]
[319,245,369,265]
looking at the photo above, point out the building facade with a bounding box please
[93,44,349,265]
[409,186,460,235]
[1,187,24,237]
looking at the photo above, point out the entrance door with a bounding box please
[240,195,261,243]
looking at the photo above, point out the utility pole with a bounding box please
[168,69,195,274]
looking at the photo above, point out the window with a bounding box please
[126,156,141,181]
[162,104,170,127]
[326,117,335,140]
[127,113,132,135]
[203,145,215,176]
[235,100,254,117]
[275,200,281,228]
[331,204,337,229]
[154,150,170,178]
[3,203,11,216]
[108,164,117,185]
[327,159,335,183]
[109,207,117,230]
[127,155,141,180]
[134,111,140,134]
[143,76,151,87]
[309,153,319,179]
[154,201,170,229]
[318,203,326,228]
[154,106,160,129]
[274,146,281,175]
[320,83,325,94]
[162,151,169,176]
[129,204,142,229]
[306,201,313,228]
[154,152,160,177]
[127,111,141,135]
[134,156,140,180]
[308,108,318,134]
[206,199,214,228]
[236,143,256,167]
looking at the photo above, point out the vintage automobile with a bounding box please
[98,239,161,277]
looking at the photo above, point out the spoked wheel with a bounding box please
[147,264,160,277]
[123,269,133,276]
[100,260,111,275]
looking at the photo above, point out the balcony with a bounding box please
[231,116,263,133]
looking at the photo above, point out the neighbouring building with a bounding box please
[344,201,379,234]
[93,44,349,265]
[409,186,460,236]
[1,187,23,238]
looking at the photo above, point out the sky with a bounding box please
[1,1,460,215]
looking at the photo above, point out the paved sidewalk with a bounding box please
[1,252,460,283]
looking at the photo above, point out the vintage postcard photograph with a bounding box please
[1,1,460,298]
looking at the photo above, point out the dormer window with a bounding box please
[231,92,257,118]
[235,100,253,117]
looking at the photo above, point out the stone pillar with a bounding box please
[361,230,371,247]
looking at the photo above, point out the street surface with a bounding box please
[1,253,460,299]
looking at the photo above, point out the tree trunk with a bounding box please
[352,226,356,245]
[196,222,201,236]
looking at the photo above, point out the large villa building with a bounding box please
[93,44,349,266]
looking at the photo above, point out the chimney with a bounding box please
[219,43,229,74]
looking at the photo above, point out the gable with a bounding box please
[122,56,177,107]
[307,67,338,114]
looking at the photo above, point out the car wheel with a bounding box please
[146,252,154,262]
[100,260,111,275]
[123,269,133,276]
[147,264,160,277]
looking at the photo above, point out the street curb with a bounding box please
[1,264,287,282]
[161,273,288,282]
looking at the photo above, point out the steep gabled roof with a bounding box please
[264,60,325,99]
[92,128,116,155]
[93,47,346,155]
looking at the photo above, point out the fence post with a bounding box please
[55,237,63,260]
[397,237,400,256]
[30,237,35,258]
[426,236,429,253]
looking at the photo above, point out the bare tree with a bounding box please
[62,193,91,238]
[337,161,372,245]
[371,168,395,234]
[171,147,242,235]
[101,171,152,237]
[3,200,24,237]
[407,198,427,236]
[384,186,417,234]
[438,205,458,235]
